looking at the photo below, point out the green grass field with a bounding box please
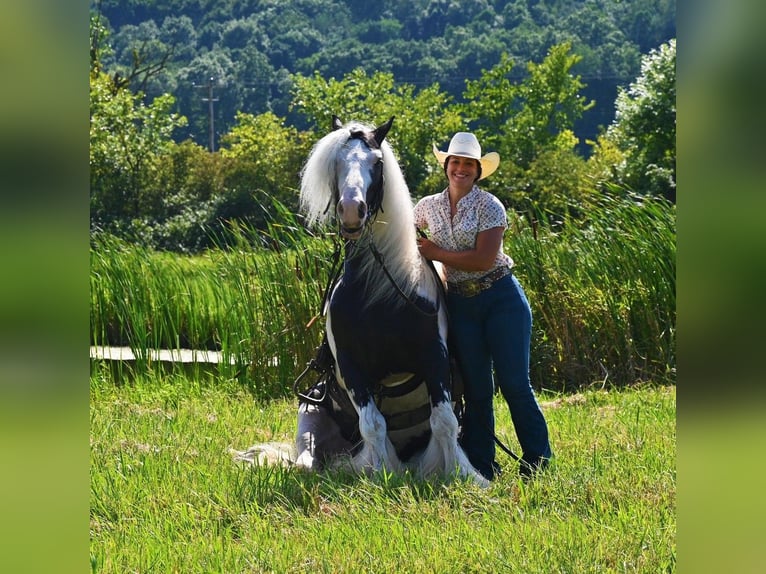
[90,369,675,573]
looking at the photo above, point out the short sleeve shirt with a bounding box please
[413,185,513,283]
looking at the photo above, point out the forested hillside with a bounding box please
[93,0,675,149]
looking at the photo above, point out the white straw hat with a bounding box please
[432,132,500,180]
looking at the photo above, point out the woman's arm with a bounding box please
[416,226,504,272]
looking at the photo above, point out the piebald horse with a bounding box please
[291,116,487,486]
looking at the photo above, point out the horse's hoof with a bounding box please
[294,451,315,470]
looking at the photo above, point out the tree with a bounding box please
[462,44,595,215]
[90,8,113,73]
[110,20,176,96]
[174,49,238,148]
[561,1,640,80]
[95,0,676,157]
[512,43,594,168]
[219,111,312,214]
[159,15,198,61]
[90,69,187,230]
[605,38,676,202]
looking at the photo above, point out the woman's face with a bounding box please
[446,155,480,192]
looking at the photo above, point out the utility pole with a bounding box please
[195,77,219,152]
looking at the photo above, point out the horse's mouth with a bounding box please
[340,225,364,240]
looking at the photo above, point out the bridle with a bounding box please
[348,129,386,218]
[324,129,385,224]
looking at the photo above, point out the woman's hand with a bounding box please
[416,236,440,261]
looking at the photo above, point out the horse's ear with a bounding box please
[332,115,343,131]
[373,116,394,146]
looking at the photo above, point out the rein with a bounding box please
[367,237,440,318]
[316,229,441,319]
[292,230,437,405]
[292,237,344,406]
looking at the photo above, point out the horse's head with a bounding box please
[332,115,393,240]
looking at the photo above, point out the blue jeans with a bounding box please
[448,273,552,479]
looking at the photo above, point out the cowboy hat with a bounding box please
[432,132,500,180]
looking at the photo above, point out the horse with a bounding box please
[290,116,488,487]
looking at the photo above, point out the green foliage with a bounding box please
[605,39,676,202]
[91,221,333,398]
[91,193,675,391]
[134,139,225,252]
[512,193,676,387]
[584,133,627,193]
[89,70,312,252]
[520,137,594,218]
[219,110,313,214]
[559,0,641,80]
[89,0,676,241]
[90,34,676,251]
[94,0,675,145]
[90,9,113,72]
[89,69,188,228]
[513,43,594,166]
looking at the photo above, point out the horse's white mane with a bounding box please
[299,121,426,307]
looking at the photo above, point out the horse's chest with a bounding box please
[331,299,434,343]
[329,285,441,369]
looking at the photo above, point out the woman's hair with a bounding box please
[443,156,482,182]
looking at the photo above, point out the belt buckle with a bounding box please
[462,281,481,297]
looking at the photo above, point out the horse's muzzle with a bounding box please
[337,198,367,239]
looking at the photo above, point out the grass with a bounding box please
[90,368,675,573]
[512,193,676,387]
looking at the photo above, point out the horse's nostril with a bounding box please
[358,202,367,219]
[337,202,344,215]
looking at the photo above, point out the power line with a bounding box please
[194,77,220,152]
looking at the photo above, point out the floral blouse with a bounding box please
[413,185,513,283]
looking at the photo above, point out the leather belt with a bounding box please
[448,266,512,297]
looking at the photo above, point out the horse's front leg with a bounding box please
[340,371,402,474]
[417,346,489,487]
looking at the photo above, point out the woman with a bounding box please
[414,132,552,480]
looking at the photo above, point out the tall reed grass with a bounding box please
[513,193,675,389]
[90,193,675,396]
[90,212,334,398]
